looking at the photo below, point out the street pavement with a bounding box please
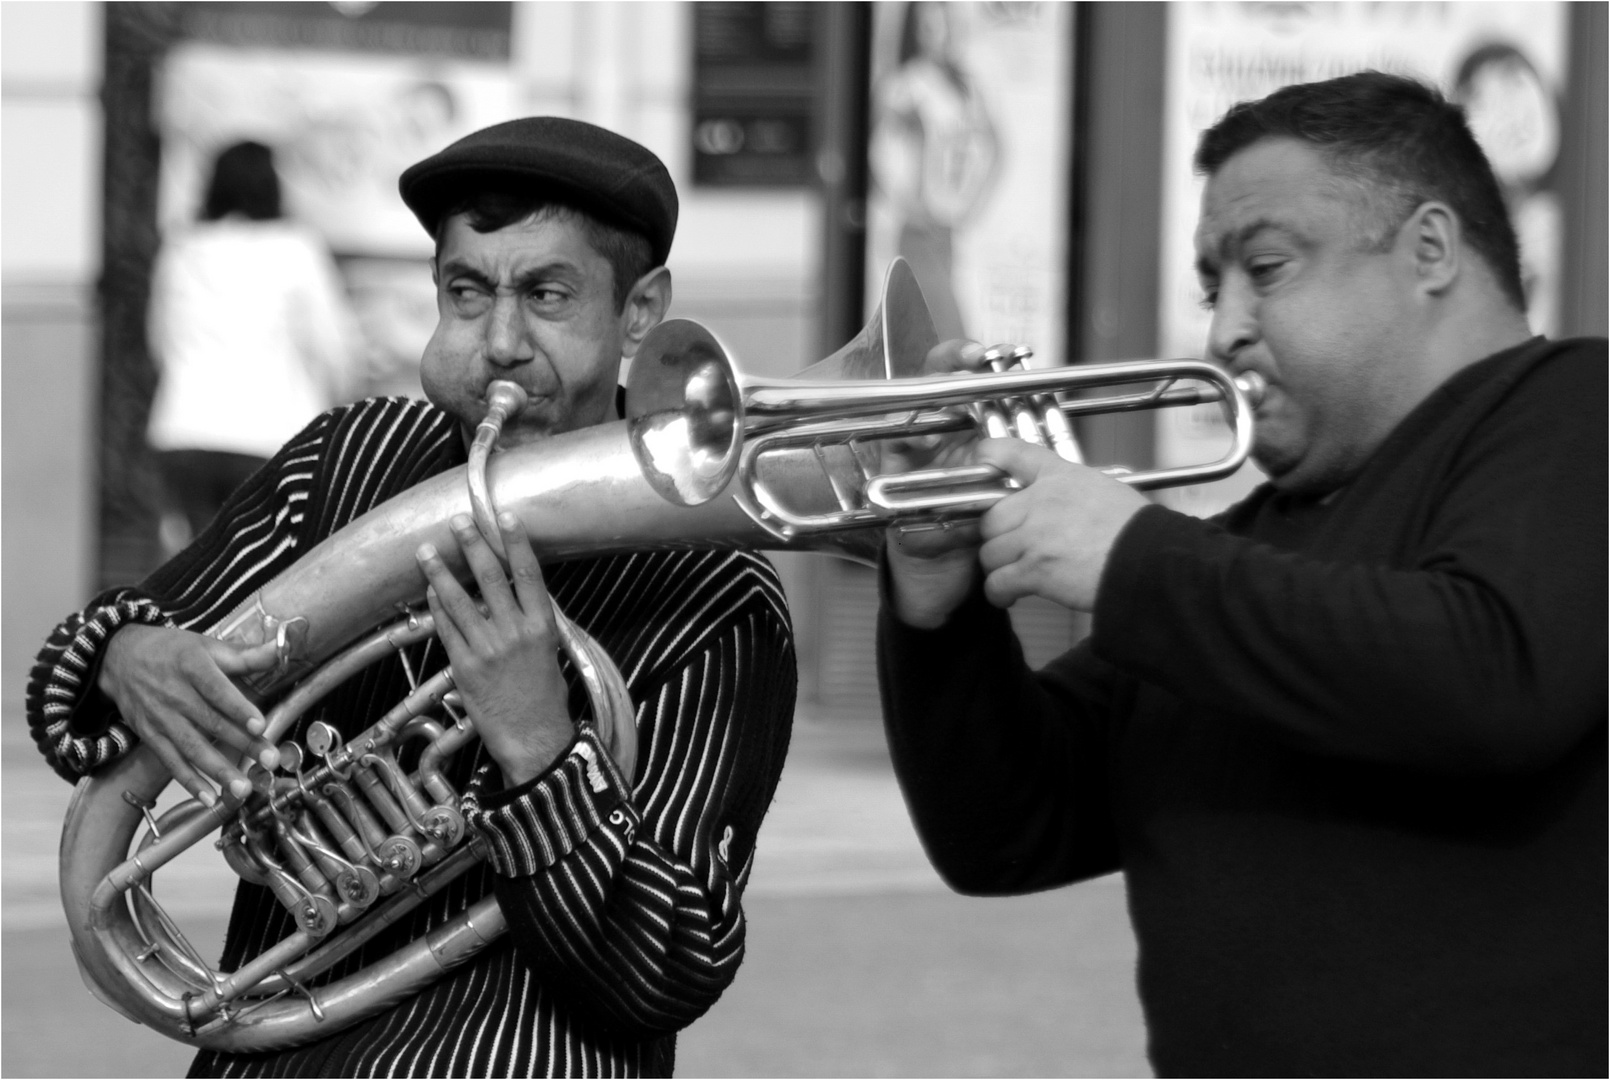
[4,708,1149,1078]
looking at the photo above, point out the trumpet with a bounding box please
[627,259,1264,538]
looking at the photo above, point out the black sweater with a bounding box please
[879,337,1607,1076]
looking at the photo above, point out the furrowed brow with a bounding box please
[508,260,584,291]
[438,258,494,287]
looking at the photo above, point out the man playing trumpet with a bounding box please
[879,72,1605,1075]
[29,118,797,1077]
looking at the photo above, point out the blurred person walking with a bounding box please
[147,139,361,552]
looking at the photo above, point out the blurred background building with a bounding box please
[4,0,1606,723]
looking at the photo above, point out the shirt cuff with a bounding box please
[26,588,171,778]
[875,544,1004,643]
[462,724,637,878]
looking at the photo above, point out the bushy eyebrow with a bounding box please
[1196,217,1295,278]
[437,256,586,293]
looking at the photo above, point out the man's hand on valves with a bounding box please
[417,512,575,787]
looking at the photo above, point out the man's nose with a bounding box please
[485,296,533,367]
[1206,283,1258,365]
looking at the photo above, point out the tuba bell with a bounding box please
[60,257,1261,1051]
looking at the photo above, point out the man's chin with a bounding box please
[1252,445,1307,491]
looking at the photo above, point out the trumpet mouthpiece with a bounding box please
[1234,370,1267,408]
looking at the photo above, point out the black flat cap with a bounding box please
[399,117,678,266]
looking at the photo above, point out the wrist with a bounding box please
[485,717,576,788]
[887,542,978,630]
[97,624,144,699]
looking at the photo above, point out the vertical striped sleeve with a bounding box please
[21,399,462,783]
[482,552,797,1040]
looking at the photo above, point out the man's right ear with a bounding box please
[621,267,673,356]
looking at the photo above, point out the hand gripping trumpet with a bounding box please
[60,258,1261,1052]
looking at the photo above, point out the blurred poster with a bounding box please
[1154,1,1567,518]
[159,48,514,255]
[156,4,519,397]
[866,1,1072,366]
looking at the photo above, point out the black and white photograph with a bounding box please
[4,2,1604,1076]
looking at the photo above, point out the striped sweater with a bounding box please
[27,397,797,1077]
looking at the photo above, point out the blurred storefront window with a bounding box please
[692,1,817,187]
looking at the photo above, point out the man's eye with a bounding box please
[447,285,490,315]
[1198,288,1218,311]
[1247,257,1287,282]
[528,287,568,305]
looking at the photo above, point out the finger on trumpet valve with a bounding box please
[980,343,1033,373]
[976,401,1013,439]
[1040,404,1084,464]
[1011,405,1048,447]
[980,345,1046,446]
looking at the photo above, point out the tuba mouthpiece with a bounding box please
[482,381,528,429]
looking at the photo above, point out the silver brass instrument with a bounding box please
[628,261,1264,538]
[61,257,1261,1052]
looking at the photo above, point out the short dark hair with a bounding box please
[433,188,655,313]
[1195,71,1524,310]
[201,140,282,222]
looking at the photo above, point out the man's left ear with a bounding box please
[620,266,673,357]
[1405,202,1461,296]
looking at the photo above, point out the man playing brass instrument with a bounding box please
[28,118,796,1076]
[879,73,1605,1074]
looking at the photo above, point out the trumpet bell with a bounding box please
[626,319,743,507]
[627,257,938,507]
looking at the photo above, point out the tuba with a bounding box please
[61,259,1262,1051]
